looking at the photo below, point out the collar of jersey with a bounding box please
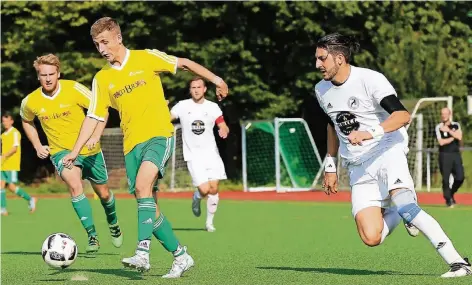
[109,49,130,71]
[41,82,62,100]
[3,127,14,135]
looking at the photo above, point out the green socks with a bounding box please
[137,198,156,253]
[100,191,118,225]
[71,193,97,237]
[1,189,6,209]
[153,213,184,257]
[15,188,31,202]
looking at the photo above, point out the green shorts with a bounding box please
[51,150,108,184]
[125,136,174,194]
[1,171,18,184]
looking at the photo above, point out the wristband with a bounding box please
[212,76,223,86]
[325,156,337,173]
[215,116,225,125]
[367,125,385,139]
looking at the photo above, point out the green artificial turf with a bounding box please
[1,198,471,284]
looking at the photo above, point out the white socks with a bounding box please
[411,210,465,265]
[381,207,402,244]
[206,194,219,226]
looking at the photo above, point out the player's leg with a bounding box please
[83,152,123,247]
[5,171,36,212]
[205,180,220,232]
[51,151,99,253]
[386,148,470,277]
[0,177,8,215]
[439,153,454,207]
[121,145,153,272]
[350,161,401,246]
[450,153,464,205]
[205,157,225,232]
[143,137,194,278]
[187,159,209,217]
[152,190,186,257]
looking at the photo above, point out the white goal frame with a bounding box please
[242,118,323,193]
[406,96,452,192]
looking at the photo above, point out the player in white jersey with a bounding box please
[314,33,470,278]
[170,77,229,232]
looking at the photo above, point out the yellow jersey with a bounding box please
[20,80,101,156]
[1,127,21,171]
[88,49,176,155]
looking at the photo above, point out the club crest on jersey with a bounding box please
[336,111,359,135]
[191,120,205,135]
[348,97,359,110]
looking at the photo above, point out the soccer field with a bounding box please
[1,198,471,284]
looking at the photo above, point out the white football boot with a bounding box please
[441,258,472,278]
[162,247,194,278]
[122,251,151,272]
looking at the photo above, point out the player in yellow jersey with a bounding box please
[21,54,123,253]
[63,17,229,277]
[1,112,37,215]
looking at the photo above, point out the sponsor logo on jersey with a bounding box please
[113,80,147,99]
[191,120,205,135]
[39,111,72,121]
[336,111,359,135]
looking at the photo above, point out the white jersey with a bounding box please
[314,66,409,166]
[170,98,223,161]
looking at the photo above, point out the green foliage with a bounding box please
[1,1,470,144]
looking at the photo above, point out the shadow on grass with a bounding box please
[37,279,68,282]
[173,228,206,231]
[47,268,145,280]
[257,266,434,276]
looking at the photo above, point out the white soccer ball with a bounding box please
[41,233,78,269]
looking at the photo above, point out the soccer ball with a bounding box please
[41,233,78,269]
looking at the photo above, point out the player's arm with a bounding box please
[86,113,109,150]
[217,120,230,139]
[20,97,50,159]
[177,58,228,100]
[63,77,109,166]
[448,124,462,141]
[349,72,410,145]
[145,49,228,100]
[22,120,50,159]
[435,124,455,146]
[378,95,411,132]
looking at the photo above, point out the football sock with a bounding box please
[1,189,6,209]
[206,193,219,226]
[411,211,465,265]
[71,193,97,237]
[392,189,465,265]
[152,213,184,257]
[100,191,118,225]
[137,198,155,253]
[380,207,402,244]
[15,187,31,201]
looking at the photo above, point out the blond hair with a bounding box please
[90,17,121,37]
[33,54,60,72]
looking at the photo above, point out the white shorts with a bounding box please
[348,144,416,217]
[187,156,227,187]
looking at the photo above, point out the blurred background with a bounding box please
[1,1,471,192]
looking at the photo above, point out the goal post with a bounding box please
[242,118,323,193]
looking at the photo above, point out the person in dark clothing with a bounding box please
[435,108,464,207]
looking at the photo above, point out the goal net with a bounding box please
[335,97,452,192]
[242,118,323,192]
